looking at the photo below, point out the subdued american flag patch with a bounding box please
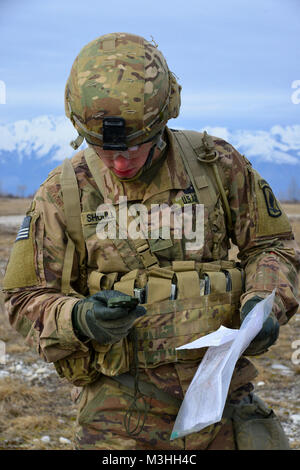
[16,216,32,241]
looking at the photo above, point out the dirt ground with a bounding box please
[0,197,299,450]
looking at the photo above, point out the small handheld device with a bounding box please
[107,295,139,310]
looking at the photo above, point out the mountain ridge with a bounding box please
[0,116,299,199]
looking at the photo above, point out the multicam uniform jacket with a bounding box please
[3,127,300,450]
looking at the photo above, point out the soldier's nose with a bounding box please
[113,155,131,170]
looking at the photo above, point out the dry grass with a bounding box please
[0,197,32,215]
[0,377,76,449]
[282,203,300,215]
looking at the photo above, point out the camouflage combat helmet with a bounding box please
[65,32,181,150]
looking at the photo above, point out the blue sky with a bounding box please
[0,0,299,198]
[0,0,299,128]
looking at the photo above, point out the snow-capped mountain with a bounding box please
[0,116,299,199]
[0,115,85,197]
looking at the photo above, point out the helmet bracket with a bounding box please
[102,117,128,150]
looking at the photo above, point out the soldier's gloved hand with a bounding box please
[240,295,280,356]
[72,290,146,345]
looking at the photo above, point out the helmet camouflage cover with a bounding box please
[65,32,181,148]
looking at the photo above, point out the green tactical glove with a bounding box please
[241,295,280,356]
[72,290,146,345]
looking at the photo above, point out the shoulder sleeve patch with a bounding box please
[15,215,32,241]
[3,214,39,290]
[252,170,291,237]
[259,179,282,218]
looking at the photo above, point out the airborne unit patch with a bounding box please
[252,169,291,237]
[259,179,282,218]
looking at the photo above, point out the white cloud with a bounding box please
[200,127,231,142]
[271,125,300,149]
[200,125,300,165]
[0,115,83,162]
[0,115,299,166]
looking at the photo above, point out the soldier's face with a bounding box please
[93,141,154,179]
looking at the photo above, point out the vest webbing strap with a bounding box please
[61,158,86,294]
[84,147,106,198]
[173,130,233,232]
[173,131,218,207]
[61,233,76,295]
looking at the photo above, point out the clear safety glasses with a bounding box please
[98,143,151,160]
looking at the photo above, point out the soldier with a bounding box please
[3,32,300,450]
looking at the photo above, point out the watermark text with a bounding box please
[95,197,204,251]
[0,80,6,104]
[0,339,6,364]
[291,339,300,365]
[291,80,300,104]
